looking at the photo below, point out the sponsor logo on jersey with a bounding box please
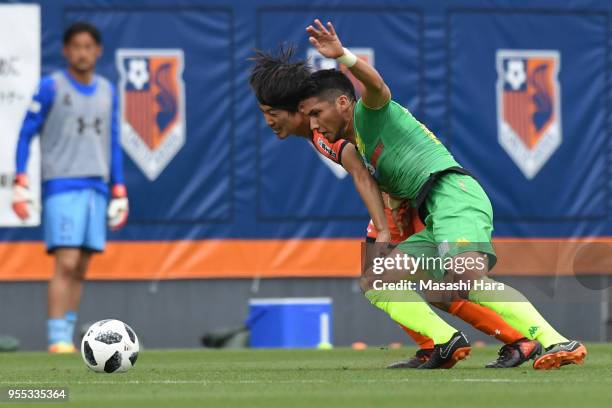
[316,138,337,160]
[309,132,347,179]
[496,50,561,179]
[116,49,185,180]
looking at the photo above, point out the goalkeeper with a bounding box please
[12,22,128,352]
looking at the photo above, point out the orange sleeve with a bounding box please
[311,130,349,165]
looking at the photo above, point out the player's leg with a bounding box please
[379,201,537,368]
[428,173,586,369]
[366,217,474,368]
[386,326,435,369]
[361,264,459,347]
[466,274,585,369]
[379,198,534,368]
[66,251,90,313]
[48,248,82,352]
[366,220,438,367]
[388,297,536,369]
[64,189,108,346]
[446,300,523,344]
[63,249,92,346]
[446,300,541,368]
[362,238,471,369]
[400,325,434,349]
[44,190,89,352]
[452,256,579,368]
[385,200,527,350]
[391,297,537,370]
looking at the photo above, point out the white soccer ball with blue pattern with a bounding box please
[81,319,139,373]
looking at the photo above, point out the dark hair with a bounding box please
[302,69,356,103]
[249,44,311,112]
[63,22,101,45]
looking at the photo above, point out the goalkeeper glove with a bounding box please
[107,184,129,230]
[12,174,32,221]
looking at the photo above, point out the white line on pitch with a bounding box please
[1,378,609,386]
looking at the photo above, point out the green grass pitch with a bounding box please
[1,344,611,407]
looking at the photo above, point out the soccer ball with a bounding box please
[81,319,139,373]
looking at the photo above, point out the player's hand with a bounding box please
[107,184,129,231]
[306,19,344,59]
[383,193,408,238]
[375,228,391,244]
[12,174,32,221]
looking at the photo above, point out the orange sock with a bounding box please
[449,300,524,344]
[400,324,435,349]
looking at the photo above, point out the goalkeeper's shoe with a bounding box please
[386,348,433,369]
[417,332,471,369]
[533,340,587,370]
[48,342,77,354]
[485,338,542,368]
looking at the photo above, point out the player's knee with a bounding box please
[451,252,487,280]
[55,256,80,277]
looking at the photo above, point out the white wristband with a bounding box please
[336,47,357,68]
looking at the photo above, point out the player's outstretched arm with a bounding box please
[341,143,390,243]
[306,19,391,109]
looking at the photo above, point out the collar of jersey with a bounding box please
[62,69,98,96]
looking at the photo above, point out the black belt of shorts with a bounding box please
[413,166,475,225]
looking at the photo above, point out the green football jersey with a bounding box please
[353,99,460,199]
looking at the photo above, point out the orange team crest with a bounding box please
[116,49,185,180]
[496,50,562,179]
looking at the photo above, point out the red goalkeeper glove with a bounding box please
[107,184,129,230]
[12,174,32,221]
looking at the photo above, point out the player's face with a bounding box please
[258,104,305,139]
[301,96,346,143]
[63,32,101,74]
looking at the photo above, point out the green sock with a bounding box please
[468,277,567,348]
[365,289,456,344]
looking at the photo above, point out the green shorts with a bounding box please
[397,173,497,279]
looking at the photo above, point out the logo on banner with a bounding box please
[496,50,562,179]
[116,49,185,180]
[308,47,374,97]
[308,47,374,178]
